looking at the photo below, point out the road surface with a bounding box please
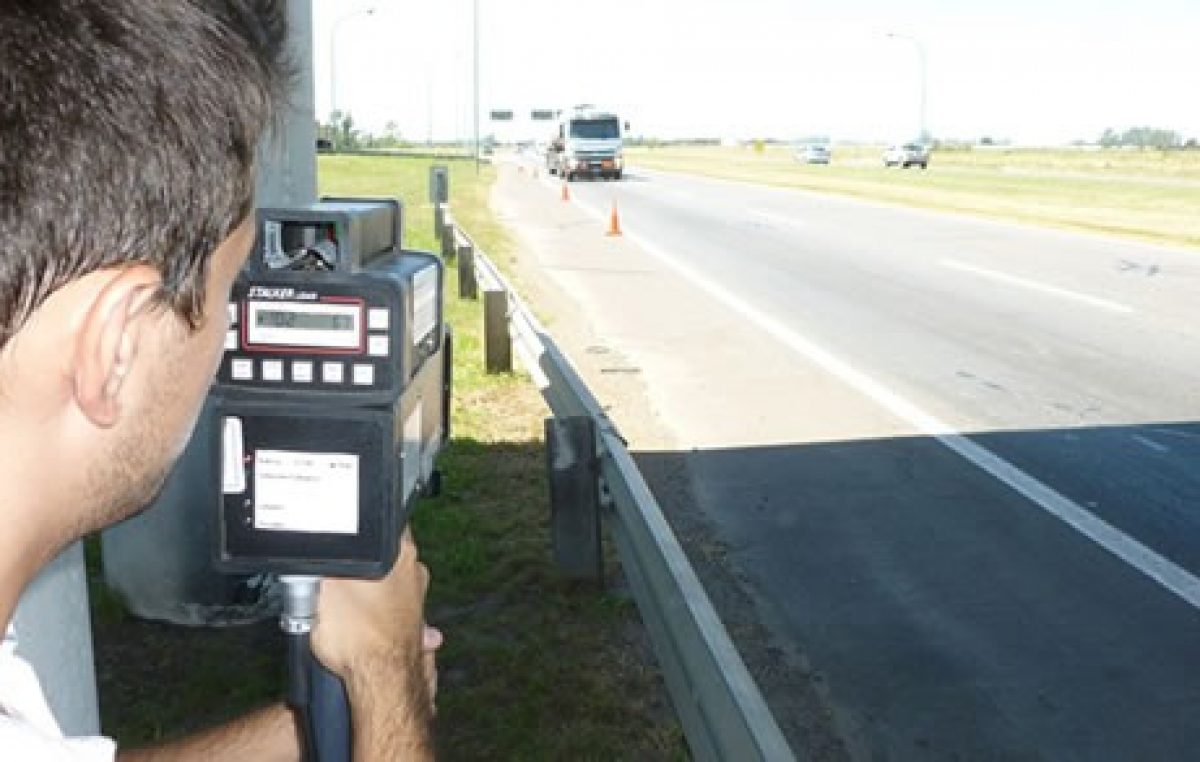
[496,157,1200,760]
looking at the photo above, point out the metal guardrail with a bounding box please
[439,204,796,761]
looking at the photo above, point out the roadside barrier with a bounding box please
[437,201,795,761]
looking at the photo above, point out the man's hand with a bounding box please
[311,528,441,760]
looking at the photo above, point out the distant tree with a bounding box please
[381,120,402,148]
[1098,126,1182,149]
[320,111,361,151]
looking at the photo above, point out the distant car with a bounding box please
[795,143,831,164]
[316,137,333,153]
[884,143,929,169]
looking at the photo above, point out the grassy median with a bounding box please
[629,144,1200,249]
[92,155,684,759]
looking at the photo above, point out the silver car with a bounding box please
[883,143,930,169]
[795,143,831,164]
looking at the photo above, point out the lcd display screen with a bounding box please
[256,310,356,332]
[246,300,362,350]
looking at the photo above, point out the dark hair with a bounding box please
[0,0,291,346]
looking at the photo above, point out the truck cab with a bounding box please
[547,106,627,181]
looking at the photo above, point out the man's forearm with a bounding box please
[116,703,301,762]
[347,654,434,761]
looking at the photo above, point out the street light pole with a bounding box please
[473,0,480,172]
[887,32,927,142]
[330,7,375,126]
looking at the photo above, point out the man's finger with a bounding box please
[423,625,443,651]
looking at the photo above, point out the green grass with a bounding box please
[629,144,1200,249]
[93,155,683,760]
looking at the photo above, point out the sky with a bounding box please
[313,0,1200,145]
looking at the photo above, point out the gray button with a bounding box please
[322,361,345,384]
[292,361,313,383]
[352,364,375,386]
[368,335,389,357]
[231,358,253,380]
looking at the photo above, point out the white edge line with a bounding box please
[566,194,1200,611]
[942,259,1135,315]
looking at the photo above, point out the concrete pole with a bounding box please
[12,545,100,737]
[261,0,318,207]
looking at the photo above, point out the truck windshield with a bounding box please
[569,119,620,140]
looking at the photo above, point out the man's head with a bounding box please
[0,0,290,551]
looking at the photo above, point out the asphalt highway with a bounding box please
[503,158,1200,760]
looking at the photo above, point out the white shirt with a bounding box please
[0,625,114,760]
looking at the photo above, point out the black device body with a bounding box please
[251,198,403,274]
[213,200,448,579]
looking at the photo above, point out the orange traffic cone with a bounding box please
[561,182,570,202]
[607,200,622,236]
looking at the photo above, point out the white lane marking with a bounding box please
[1132,434,1171,454]
[750,209,805,229]
[942,259,1135,315]
[566,195,1200,610]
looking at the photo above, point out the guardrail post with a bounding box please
[433,202,446,238]
[483,286,512,373]
[545,416,603,582]
[458,240,477,300]
[429,164,449,206]
[441,217,457,261]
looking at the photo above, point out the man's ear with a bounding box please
[71,266,165,428]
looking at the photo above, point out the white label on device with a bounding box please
[221,417,246,494]
[254,450,359,534]
[413,268,438,346]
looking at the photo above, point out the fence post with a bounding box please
[545,416,603,582]
[458,240,477,300]
[483,287,512,373]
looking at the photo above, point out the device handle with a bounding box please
[280,575,352,762]
[285,629,352,762]
[308,654,352,762]
[285,631,317,757]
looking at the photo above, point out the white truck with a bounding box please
[546,105,627,181]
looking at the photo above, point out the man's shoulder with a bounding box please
[0,626,115,761]
[0,712,116,760]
